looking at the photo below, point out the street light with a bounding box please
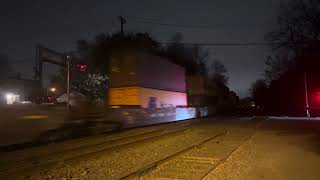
[47,87,56,101]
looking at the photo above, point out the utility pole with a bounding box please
[118,16,127,36]
[35,46,43,96]
[66,55,71,111]
[35,46,39,80]
[304,72,311,117]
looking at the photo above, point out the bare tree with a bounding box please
[165,32,209,75]
[267,0,320,52]
[258,0,320,115]
[265,0,320,81]
[264,54,294,82]
[208,60,228,86]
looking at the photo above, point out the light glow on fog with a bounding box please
[5,93,20,105]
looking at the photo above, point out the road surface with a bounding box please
[1,117,320,179]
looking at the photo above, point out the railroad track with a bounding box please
[120,128,257,179]
[2,118,261,179]
[119,130,227,179]
[200,132,256,179]
[0,122,190,176]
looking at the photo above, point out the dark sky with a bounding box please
[0,0,281,97]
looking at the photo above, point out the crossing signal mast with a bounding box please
[35,45,72,109]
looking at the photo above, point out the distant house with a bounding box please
[0,77,41,104]
[108,51,187,108]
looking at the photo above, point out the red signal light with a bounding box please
[76,64,87,71]
[312,92,320,104]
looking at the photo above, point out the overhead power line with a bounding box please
[157,42,284,46]
[124,16,162,22]
[131,19,222,30]
[127,17,266,30]
[121,16,278,46]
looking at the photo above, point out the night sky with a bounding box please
[0,0,282,97]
